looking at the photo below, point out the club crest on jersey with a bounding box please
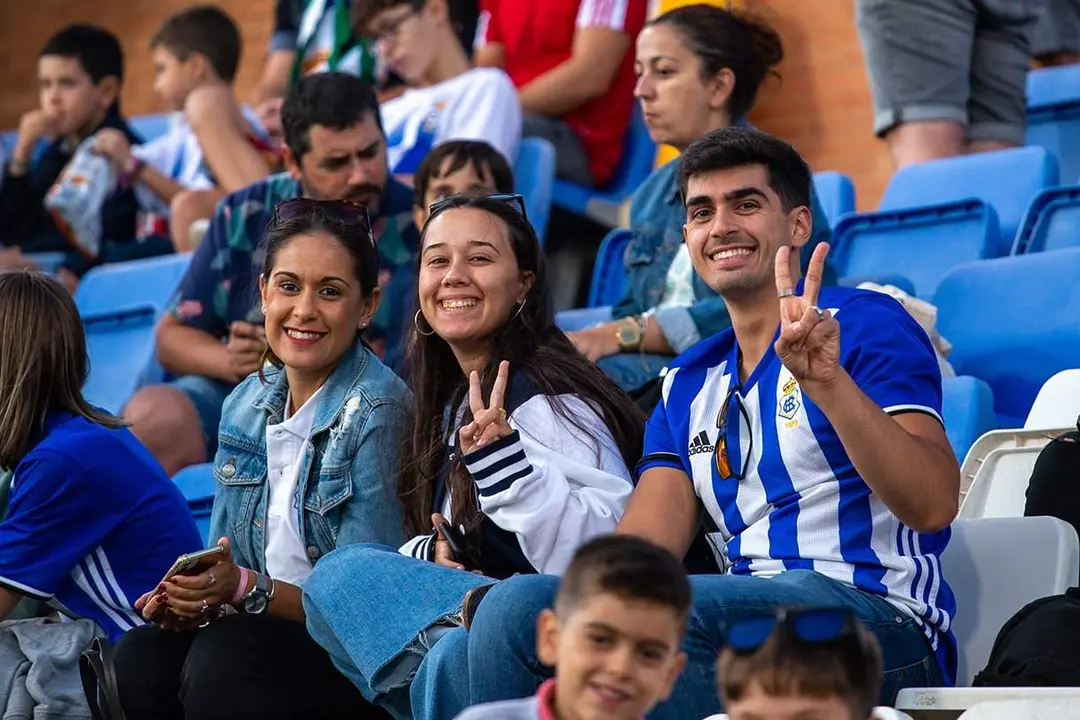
[778,385,801,422]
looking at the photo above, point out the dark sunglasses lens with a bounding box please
[276,199,312,221]
[727,615,777,652]
[791,609,849,643]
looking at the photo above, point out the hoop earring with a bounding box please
[512,299,527,322]
[414,309,435,336]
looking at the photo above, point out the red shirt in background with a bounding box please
[477,0,647,187]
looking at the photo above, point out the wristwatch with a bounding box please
[242,572,276,614]
[615,315,648,351]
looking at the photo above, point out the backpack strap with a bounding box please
[79,637,127,720]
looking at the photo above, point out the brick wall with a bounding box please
[0,0,892,207]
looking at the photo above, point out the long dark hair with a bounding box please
[0,272,124,469]
[648,4,783,120]
[398,196,645,535]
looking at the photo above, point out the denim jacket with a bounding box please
[208,341,411,573]
[611,157,836,353]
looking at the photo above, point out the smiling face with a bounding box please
[537,593,685,720]
[634,22,732,150]
[260,231,379,382]
[682,164,810,302]
[417,207,533,361]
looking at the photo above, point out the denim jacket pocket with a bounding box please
[624,226,661,268]
[213,434,267,545]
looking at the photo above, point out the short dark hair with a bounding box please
[412,141,515,208]
[282,72,383,159]
[648,5,782,120]
[556,535,692,631]
[352,0,426,35]
[678,126,811,212]
[718,619,883,720]
[151,5,242,83]
[40,24,124,84]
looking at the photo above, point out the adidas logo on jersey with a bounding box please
[687,430,715,456]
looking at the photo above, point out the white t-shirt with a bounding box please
[263,386,324,586]
[131,107,264,215]
[381,67,522,174]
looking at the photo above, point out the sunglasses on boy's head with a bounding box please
[723,607,859,655]
[428,192,529,221]
[272,198,376,246]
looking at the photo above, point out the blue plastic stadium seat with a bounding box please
[934,247,1080,427]
[812,171,856,227]
[75,252,192,317]
[552,105,656,227]
[1027,65,1080,184]
[514,137,556,241]
[556,305,613,332]
[1012,184,1080,254]
[878,146,1059,256]
[831,199,999,300]
[941,375,996,461]
[172,463,216,544]
[82,305,160,414]
[587,227,633,308]
[128,113,173,143]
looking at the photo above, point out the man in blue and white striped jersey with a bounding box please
[459,127,962,719]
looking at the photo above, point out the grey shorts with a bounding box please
[857,0,1047,144]
[1032,0,1080,55]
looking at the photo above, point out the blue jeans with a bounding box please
[302,543,491,720]
[169,374,234,456]
[462,570,944,719]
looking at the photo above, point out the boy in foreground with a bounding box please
[456,534,689,720]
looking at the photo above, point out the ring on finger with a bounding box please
[809,305,825,321]
[201,599,210,613]
[777,288,796,298]
[206,573,216,589]
[497,408,507,419]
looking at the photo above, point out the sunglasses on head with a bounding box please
[428,192,528,221]
[272,198,375,246]
[724,607,858,656]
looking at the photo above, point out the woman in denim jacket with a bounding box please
[115,200,410,720]
[567,5,834,394]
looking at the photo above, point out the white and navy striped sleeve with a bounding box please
[399,532,438,561]
[839,293,945,425]
[460,395,633,575]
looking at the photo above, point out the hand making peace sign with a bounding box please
[773,242,841,388]
[459,361,513,455]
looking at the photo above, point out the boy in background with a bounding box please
[0,24,140,287]
[718,607,886,720]
[456,534,689,720]
[411,139,515,228]
[94,5,275,253]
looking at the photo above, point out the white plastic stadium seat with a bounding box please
[1025,369,1080,430]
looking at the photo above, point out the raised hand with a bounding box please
[773,242,840,388]
[458,361,512,455]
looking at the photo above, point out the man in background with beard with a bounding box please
[123,72,419,477]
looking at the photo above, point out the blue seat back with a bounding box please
[514,137,556,241]
[172,463,216,544]
[879,146,1059,255]
[588,228,632,308]
[812,171,856,227]
[934,247,1080,426]
[82,305,159,414]
[75,253,192,317]
[832,200,999,299]
[1013,185,1080,254]
[941,375,996,461]
[1027,65,1080,183]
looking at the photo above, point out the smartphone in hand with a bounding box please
[157,544,226,588]
[437,520,481,571]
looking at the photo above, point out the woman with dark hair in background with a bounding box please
[114,200,409,719]
[304,194,644,720]
[567,4,834,396]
